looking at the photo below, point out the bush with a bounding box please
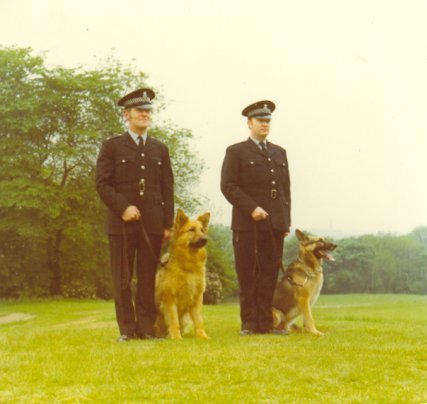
[203,270,223,305]
[61,281,96,299]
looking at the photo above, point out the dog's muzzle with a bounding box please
[189,238,208,249]
[315,243,337,261]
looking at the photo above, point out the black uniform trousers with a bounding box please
[109,227,162,337]
[233,225,284,332]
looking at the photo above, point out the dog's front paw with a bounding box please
[307,328,324,336]
[168,328,183,340]
[196,330,210,340]
[169,333,183,340]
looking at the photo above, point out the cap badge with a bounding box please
[141,91,151,103]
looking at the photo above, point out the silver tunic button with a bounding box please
[272,181,276,185]
[271,169,275,173]
[268,158,271,161]
[141,165,145,169]
[141,153,145,157]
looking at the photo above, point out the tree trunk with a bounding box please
[47,159,72,295]
[48,229,63,296]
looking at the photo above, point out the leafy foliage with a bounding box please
[203,224,237,304]
[321,229,427,294]
[0,46,203,298]
[1,46,426,299]
[203,270,223,305]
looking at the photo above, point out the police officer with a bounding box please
[221,100,291,335]
[96,88,174,341]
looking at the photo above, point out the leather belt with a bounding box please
[115,182,161,194]
[246,189,280,199]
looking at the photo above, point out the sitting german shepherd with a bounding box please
[154,209,210,340]
[272,229,337,336]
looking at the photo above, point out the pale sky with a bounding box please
[1,0,426,236]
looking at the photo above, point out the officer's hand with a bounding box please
[251,206,269,221]
[122,205,141,222]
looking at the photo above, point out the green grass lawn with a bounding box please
[0,295,426,403]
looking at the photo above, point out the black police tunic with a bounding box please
[96,132,174,235]
[221,138,291,232]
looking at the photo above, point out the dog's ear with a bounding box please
[175,209,189,229]
[197,212,210,230]
[295,229,307,242]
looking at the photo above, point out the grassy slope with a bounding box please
[0,295,426,403]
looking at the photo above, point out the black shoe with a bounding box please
[116,334,134,342]
[240,329,256,336]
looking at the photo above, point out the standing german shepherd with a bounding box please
[154,209,210,340]
[272,229,337,336]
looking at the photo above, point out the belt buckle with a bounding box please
[139,178,145,196]
[270,189,277,199]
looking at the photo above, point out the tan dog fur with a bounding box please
[154,209,210,339]
[272,229,337,336]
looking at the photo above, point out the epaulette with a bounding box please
[104,134,122,142]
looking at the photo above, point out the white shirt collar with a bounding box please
[128,129,147,145]
[250,136,267,147]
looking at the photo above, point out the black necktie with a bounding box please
[260,141,267,153]
[137,136,144,149]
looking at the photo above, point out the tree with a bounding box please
[204,224,237,303]
[321,232,427,294]
[374,234,427,294]
[324,236,376,293]
[410,226,427,247]
[0,46,203,298]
